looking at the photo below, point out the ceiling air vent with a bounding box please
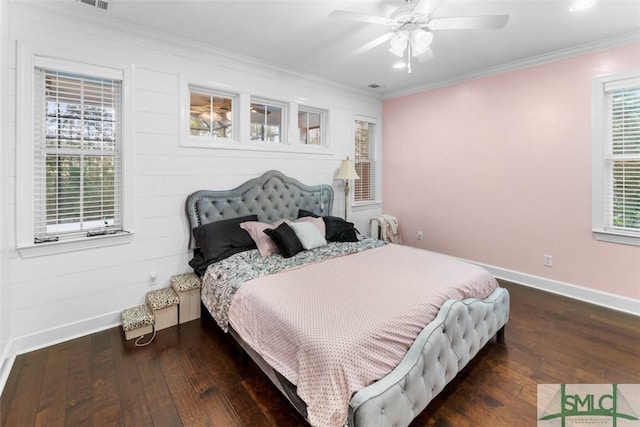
[77,0,110,11]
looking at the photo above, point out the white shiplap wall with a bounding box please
[0,0,13,392]
[1,1,382,362]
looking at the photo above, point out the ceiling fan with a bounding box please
[329,0,509,73]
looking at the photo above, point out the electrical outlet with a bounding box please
[543,255,553,267]
[416,231,423,240]
[148,271,158,286]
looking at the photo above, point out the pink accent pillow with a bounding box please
[294,216,325,237]
[240,220,289,257]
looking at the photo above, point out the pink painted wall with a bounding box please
[383,42,640,300]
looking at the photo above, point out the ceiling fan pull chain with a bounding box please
[407,42,413,74]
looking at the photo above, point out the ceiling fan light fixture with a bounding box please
[409,29,433,57]
[389,31,409,57]
[392,61,407,69]
[330,0,511,75]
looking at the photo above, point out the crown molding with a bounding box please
[382,31,640,100]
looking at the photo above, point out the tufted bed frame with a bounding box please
[185,170,510,427]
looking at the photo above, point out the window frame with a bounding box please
[188,86,237,142]
[179,76,332,154]
[592,70,640,246]
[297,106,327,147]
[249,97,287,144]
[353,116,381,206]
[16,45,133,257]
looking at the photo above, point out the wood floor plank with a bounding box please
[176,327,245,427]
[2,349,48,427]
[193,322,274,427]
[133,341,184,426]
[90,331,123,425]
[1,352,25,426]
[34,342,72,427]
[158,345,214,427]
[64,336,94,427]
[1,280,638,427]
[240,366,308,427]
[108,328,154,427]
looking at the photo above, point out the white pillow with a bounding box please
[290,221,327,250]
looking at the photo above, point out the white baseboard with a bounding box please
[470,261,640,316]
[11,310,122,357]
[0,338,16,395]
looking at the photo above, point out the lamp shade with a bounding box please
[336,158,360,180]
[389,31,409,57]
[410,29,433,57]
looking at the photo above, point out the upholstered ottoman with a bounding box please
[121,304,154,340]
[171,272,202,324]
[146,287,179,331]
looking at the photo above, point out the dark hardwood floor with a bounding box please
[1,280,639,427]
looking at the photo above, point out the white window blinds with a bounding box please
[604,78,640,234]
[33,67,123,242]
[354,119,377,202]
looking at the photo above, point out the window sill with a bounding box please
[18,232,134,258]
[593,230,639,246]
[180,137,332,155]
[353,201,381,210]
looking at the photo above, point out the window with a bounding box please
[354,118,378,203]
[33,67,123,242]
[16,53,131,256]
[250,99,285,143]
[182,77,331,153]
[189,88,234,139]
[593,72,640,245]
[298,108,325,146]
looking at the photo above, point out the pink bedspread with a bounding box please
[228,244,498,427]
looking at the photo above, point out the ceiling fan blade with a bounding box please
[427,15,509,30]
[328,10,391,26]
[416,48,435,63]
[353,32,394,55]
[412,0,444,15]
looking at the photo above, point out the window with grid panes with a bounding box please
[592,72,640,245]
[33,67,123,242]
[298,108,325,146]
[189,88,235,139]
[354,119,377,202]
[250,99,285,143]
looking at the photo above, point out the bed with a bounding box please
[185,170,510,427]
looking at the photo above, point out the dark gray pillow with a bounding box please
[323,216,359,242]
[297,208,319,219]
[264,222,303,258]
[192,214,258,261]
[297,209,358,242]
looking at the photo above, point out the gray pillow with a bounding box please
[290,221,327,250]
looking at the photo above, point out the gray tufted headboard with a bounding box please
[185,170,334,249]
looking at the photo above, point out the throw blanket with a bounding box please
[228,244,498,427]
[372,214,403,244]
[201,238,387,332]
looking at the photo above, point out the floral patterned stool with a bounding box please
[146,287,179,331]
[171,272,202,324]
[121,304,154,340]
